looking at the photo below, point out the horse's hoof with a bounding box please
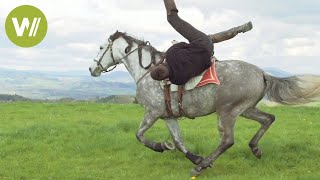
[186,151,204,165]
[163,141,175,150]
[252,148,262,159]
[190,168,201,177]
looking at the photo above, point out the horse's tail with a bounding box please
[263,73,320,105]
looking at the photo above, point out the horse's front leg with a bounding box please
[190,112,236,177]
[165,118,204,165]
[136,112,175,152]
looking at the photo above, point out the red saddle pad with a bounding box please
[196,60,220,87]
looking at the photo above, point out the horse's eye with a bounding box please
[100,46,103,50]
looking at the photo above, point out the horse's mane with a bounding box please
[109,31,164,56]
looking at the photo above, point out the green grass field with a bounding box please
[0,102,320,179]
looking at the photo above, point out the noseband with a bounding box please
[93,39,118,73]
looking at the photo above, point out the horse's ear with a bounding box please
[125,46,131,54]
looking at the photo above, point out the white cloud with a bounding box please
[65,43,98,53]
[284,37,319,56]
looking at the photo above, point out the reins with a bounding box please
[95,37,164,84]
[136,66,154,85]
[136,57,165,84]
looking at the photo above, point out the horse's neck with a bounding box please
[115,39,159,84]
[124,53,148,83]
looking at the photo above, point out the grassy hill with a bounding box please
[0,94,135,104]
[0,67,295,100]
[0,69,135,100]
[0,102,319,179]
[96,95,135,104]
[0,94,31,102]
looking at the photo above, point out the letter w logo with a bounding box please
[11,18,41,37]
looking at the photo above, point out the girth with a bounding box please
[163,80,194,119]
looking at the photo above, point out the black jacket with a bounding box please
[166,42,212,85]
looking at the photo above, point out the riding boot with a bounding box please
[163,0,179,15]
[209,21,253,43]
[235,21,253,34]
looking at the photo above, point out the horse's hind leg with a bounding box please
[241,108,275,159]
[136,112,175,152]
[165,118,204,165]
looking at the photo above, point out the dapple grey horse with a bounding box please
[89,31,320,176]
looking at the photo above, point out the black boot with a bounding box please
[208,21,253,43]
[163,0,179,15]
[234,21,253,33]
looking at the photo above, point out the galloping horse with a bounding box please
[89,31,320,176]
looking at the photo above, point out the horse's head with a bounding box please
[90,31,163,84]
[89,31,131,77]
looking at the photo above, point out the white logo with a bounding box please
[11,17,41,37]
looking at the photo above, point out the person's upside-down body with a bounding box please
[151,0,253,85]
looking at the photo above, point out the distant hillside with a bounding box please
[96,95,135,104]
[0,66,291,100]
[0,68,135,100]
[263,67,291,77]
[0,94,136,104]
[0,94,30,102]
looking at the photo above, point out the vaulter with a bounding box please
[151,0,253,85]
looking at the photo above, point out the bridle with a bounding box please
[93,39,120,73]
[93,37,164,84]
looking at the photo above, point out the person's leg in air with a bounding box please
[164,0,213,53]
[209,22,253,43]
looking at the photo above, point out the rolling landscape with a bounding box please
[0,68,135,100]
[0,67,292,101]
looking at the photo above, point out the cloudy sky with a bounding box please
[0,0,319,74]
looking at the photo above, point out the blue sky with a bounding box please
[0,0,319,74]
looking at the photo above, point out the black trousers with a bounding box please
[167,13,213,54]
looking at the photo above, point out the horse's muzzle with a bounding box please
[89,67,101,77]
